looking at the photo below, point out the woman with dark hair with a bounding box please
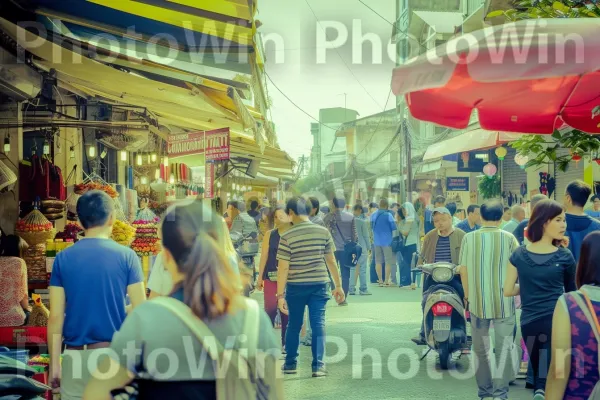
[0,234,31,327]
[545,231,600,399]
[257,205,292,348]
[504,199,577,400]
[84,200,281,399]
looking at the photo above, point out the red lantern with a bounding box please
[572,154,582,162]
[594,159,600,165]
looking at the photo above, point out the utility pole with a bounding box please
[405,120,413,199]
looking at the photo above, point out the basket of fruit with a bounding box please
[111,220,136,246]
[74,182,118,198]
[15,208,55,246]
[55,223,83,242]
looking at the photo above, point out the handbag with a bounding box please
[391,235,404,253]
[334,219,362,267]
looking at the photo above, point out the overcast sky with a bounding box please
[258,0,396,161]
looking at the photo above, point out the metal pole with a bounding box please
[406,121,413,199]
[398,123,406,201]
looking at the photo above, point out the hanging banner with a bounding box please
[205,128,230,161]
[167,128,230,160]
[205,162,215,199]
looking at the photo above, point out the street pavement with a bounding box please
[253,283,532,400]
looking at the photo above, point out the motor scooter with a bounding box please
[419,261,467,369]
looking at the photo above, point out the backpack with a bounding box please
[153,297,283,400]
[571,289,600,400]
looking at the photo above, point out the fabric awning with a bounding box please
[373,175,405,190]
[413,11,464,34]
[423,129,522,161]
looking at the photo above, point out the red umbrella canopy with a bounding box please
[391,19,600,134]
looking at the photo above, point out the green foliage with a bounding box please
[510,130,600,172]
[293,174,322,194]
[478,175,502,199]
[487,0,599,21]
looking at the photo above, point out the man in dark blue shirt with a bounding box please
[48,191,146,398]
[456,204,481,233]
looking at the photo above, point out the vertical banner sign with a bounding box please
[205,128,230,161]
[205,162,215,199]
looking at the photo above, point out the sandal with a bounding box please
[384,282,391,287]
[378,281,384,287]
[411,283,416,290]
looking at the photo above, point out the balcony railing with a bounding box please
[467,0,485,16]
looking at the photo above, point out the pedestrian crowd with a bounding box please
[37,178,600,400]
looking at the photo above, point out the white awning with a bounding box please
[423,129,522,161]
[373,175,406,190]
[413,11,464,34]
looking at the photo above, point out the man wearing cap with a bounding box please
[412,207,466,345]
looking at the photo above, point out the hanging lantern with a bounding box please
[169,174,175,184]
[572,153,582,163]
[431,180,438,187]
[483,163,497,178]
[88,146,96,158]
[514,153,529,169]
[3,136,10,153]
[495,146,507,160]
[136,154,143,166]
[151,153,157,162]
[69,146,75,159]
[42,140,51,155]
[120,150,127,162]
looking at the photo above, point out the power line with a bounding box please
[356,0,393,26]
[303,0,383,109]
[355,89,394,158]
[265,71,339,131]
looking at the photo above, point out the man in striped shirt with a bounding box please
[459,199,519,400]
[277,197,344,377]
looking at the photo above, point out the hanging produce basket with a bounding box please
[15,208,55,246]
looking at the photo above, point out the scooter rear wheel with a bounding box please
[438,342,451,370]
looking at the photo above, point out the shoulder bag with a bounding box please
[334,217,362,268]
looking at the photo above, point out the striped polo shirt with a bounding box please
[459,226,519,319]
[276,220,336,285]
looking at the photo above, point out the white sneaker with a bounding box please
[533,390,545,400]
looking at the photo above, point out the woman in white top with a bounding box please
[148,218,240,298]
[396,202,420,289]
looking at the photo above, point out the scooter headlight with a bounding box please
[432,267,453,283]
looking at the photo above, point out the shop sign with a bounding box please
[167,128,230,160]
[446,177,469,191]
[205,128,230,161]
[205,162,215,199]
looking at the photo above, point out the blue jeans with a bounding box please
[285,283,330,370]
[399,244,416,287]
[350,253,368,293]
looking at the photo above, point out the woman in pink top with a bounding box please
[0,234,31,327]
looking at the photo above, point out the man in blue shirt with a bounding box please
[424,196,446,235]
[370,198,398,285]
[564,180,600,262]
[48,190,146,399]
[456,204,481,233]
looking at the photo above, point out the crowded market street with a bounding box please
[252,286,532,400]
